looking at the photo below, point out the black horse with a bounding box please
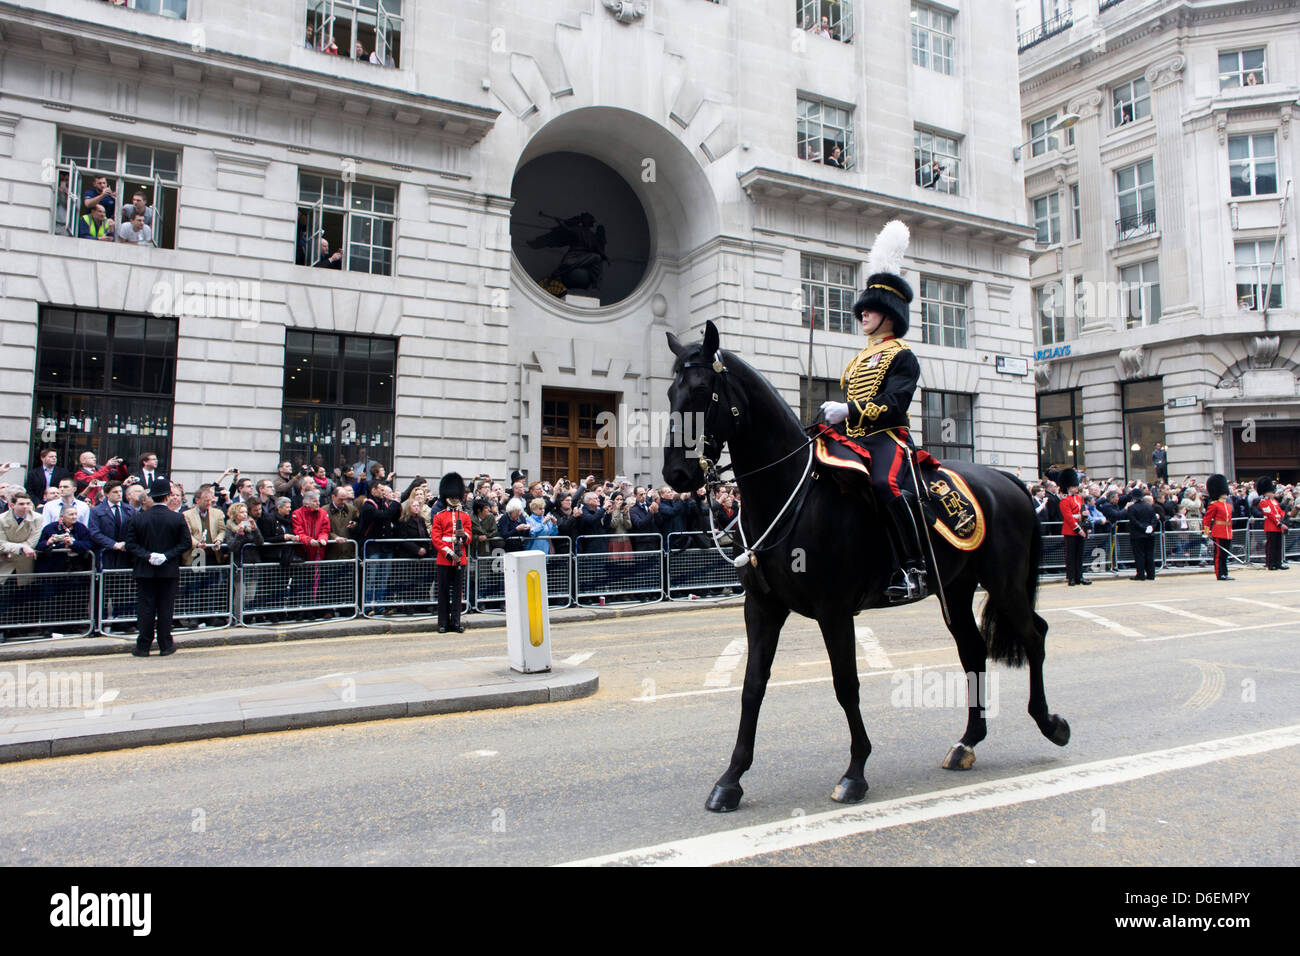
[663,322,1070,812]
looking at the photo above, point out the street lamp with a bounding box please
[1013,113,1081,161]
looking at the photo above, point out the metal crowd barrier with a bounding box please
[361,538,467,620]
[237,542,358,628]
[665,532,743,601]
[98,563,233,635]
[473,537,572,613]
[574,533,664,607]
[0,570,96,642]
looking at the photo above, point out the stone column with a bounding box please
[1145,53,1192,319]
[1067,89,1109,336]
[1081,379,1124,478]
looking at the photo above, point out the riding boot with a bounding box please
[885,494,929,602]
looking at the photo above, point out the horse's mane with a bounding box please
[674,343,807,435]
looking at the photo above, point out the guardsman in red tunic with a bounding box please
[1257,475,1289,571]
[1058,468,1090,586]
[430,473,472,632]
[1202,473,1234,580]
[819,220,928,603]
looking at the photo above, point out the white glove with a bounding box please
[820,401,849,425]
[148,552,165,566]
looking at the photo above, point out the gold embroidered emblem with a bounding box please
[841,339,910,438]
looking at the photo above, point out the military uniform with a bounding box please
[1257,476,1288,570]
[431,473,472,632]
[1202,474,1234,580]
[1057,468,1089,586]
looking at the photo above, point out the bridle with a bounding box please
[675,351,816,569]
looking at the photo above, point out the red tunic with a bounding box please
[1261,498,1287,533]
[1202,500,1232,540]
[1060,493,1086,537]
[431,507,472,567]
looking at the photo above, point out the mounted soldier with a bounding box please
[819,220,928,603]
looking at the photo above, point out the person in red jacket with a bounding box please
[1202,474,1235,580]
[431,473,472,633]
[1058,468,1090,586]
[1257,475,1289,571]
[74,452,128,506]
[292,489,332,562]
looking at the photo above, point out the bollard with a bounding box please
[504,550,552,673]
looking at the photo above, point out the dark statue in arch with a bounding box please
[527,211,609,297]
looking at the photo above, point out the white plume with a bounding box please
[866,220,910,277]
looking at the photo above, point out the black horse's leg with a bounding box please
[940,579,988,771]
[706,595,789,813]
[818,614,872,803]
[1027,612,1071,746]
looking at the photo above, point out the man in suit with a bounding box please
[1151,442,1169,483]
[125,478,192,656]
[88,480,136,571]
[137,452,165,490]
[1125,494,1161,581]
[182,483,227,567]
[24,449,71,503]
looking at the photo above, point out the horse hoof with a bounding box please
[1044,714,1071,747]
[941,743,977,770]
[830,776,868,803]
[705,783,743,813]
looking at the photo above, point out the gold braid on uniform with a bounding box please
[841,339,907,438]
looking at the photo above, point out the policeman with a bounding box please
[820,220,928,602]
[124,478,191,656]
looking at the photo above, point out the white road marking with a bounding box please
[633,663,959,703]
[1181,660,1226,712]
[556,724,1300,867]
[463,750,498,758]
[1142,603,1234,629]
[1226,596,1296,613]
[562,652,595,667]
[1066,607,1143,638]
[796,646,950,667]
[854,626,893,669]
[1139,618,1300,643]
[703,638,747,688]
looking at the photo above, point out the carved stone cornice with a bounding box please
[1247,335,1280,369]
[603,0,648,24]
[1143,52,1187,91]
[1067,89,1105,120]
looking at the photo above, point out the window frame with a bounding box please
[296,170,397,275]
[1111,75,1151,128]
[1115,158,1157,241]
[1028,113,1060,158]
[1235,239,1284,311]
[797,95,856,171]
[1036,388,1084,477]
[918,276,968,349]
[921,389,975,463]
[1228,133,1278,198]
[1119,259,1161,329]
[797,1,854,44]
[55,130,179,248]
[914,127,960,195]
[1218,47,1266,90]
[1035,283,1066,346]
[1069,183,1081,241]
[1121,378,1165,484]
[1032,192,1061,246]
[306,0,404,68]
[800,254,858,335]
[910,3,955,75]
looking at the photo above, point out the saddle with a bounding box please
[809,423,986,551]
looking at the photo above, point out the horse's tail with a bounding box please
[980,471,1046,668]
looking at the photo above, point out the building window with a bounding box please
[797,96,855,170]
[798,1,853,43]
[113,0,188,17]
[1036,284,1066,346]
[801,255,857,334]
[1027,113,1060,157]
[1218,48,1265,90]
[1115,159,1156,240]
[281,331,396,474]
[919,277,967,348]
[54,132,179,248]
[1235,240,1284,311]
[799,376,842,424]
[540,389,616,484]
[1120,259,1161,329]
[1122,379,1165,483]
[296,172,396,275]
[1032,193,1061,246]
[1036,389,1084,477]
[306,0,403,67]
[921,390,974,462]
[31,308,178,473]
[1111,76,1151,127]
[1070,183,1081,240]
[910,4,954,75]
[1229,133,1278,197]
[914,129,960,195]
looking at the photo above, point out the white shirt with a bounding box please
[43,498,90,527]
[117,221,154,245]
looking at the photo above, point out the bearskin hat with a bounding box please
[438,472,466,503]
[852,220,913,337]
[1057,468,1080,492]
[1206,474,1230,500]
[1257,475,1276,496]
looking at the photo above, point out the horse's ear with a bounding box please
[702,320,720,360]
[666,331,685,357]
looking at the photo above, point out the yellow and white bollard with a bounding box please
[504,550,552,673]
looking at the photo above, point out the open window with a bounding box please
[55,132,179,248]
[306,0,402,67]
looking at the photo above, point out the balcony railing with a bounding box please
[1018,8,1074,52]
[1116,209,1157,242]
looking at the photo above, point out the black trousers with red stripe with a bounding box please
[1212,537,1231,578]
[860,429,918,501]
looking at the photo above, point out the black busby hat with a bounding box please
[438,472,466,503]
[148,477,171,502]
[853,220,914,337]
[1257,475,1276,495]
[1207,474,1230,500]
[1058,468,1080,492]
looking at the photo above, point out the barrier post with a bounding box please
[505,550,551,673]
